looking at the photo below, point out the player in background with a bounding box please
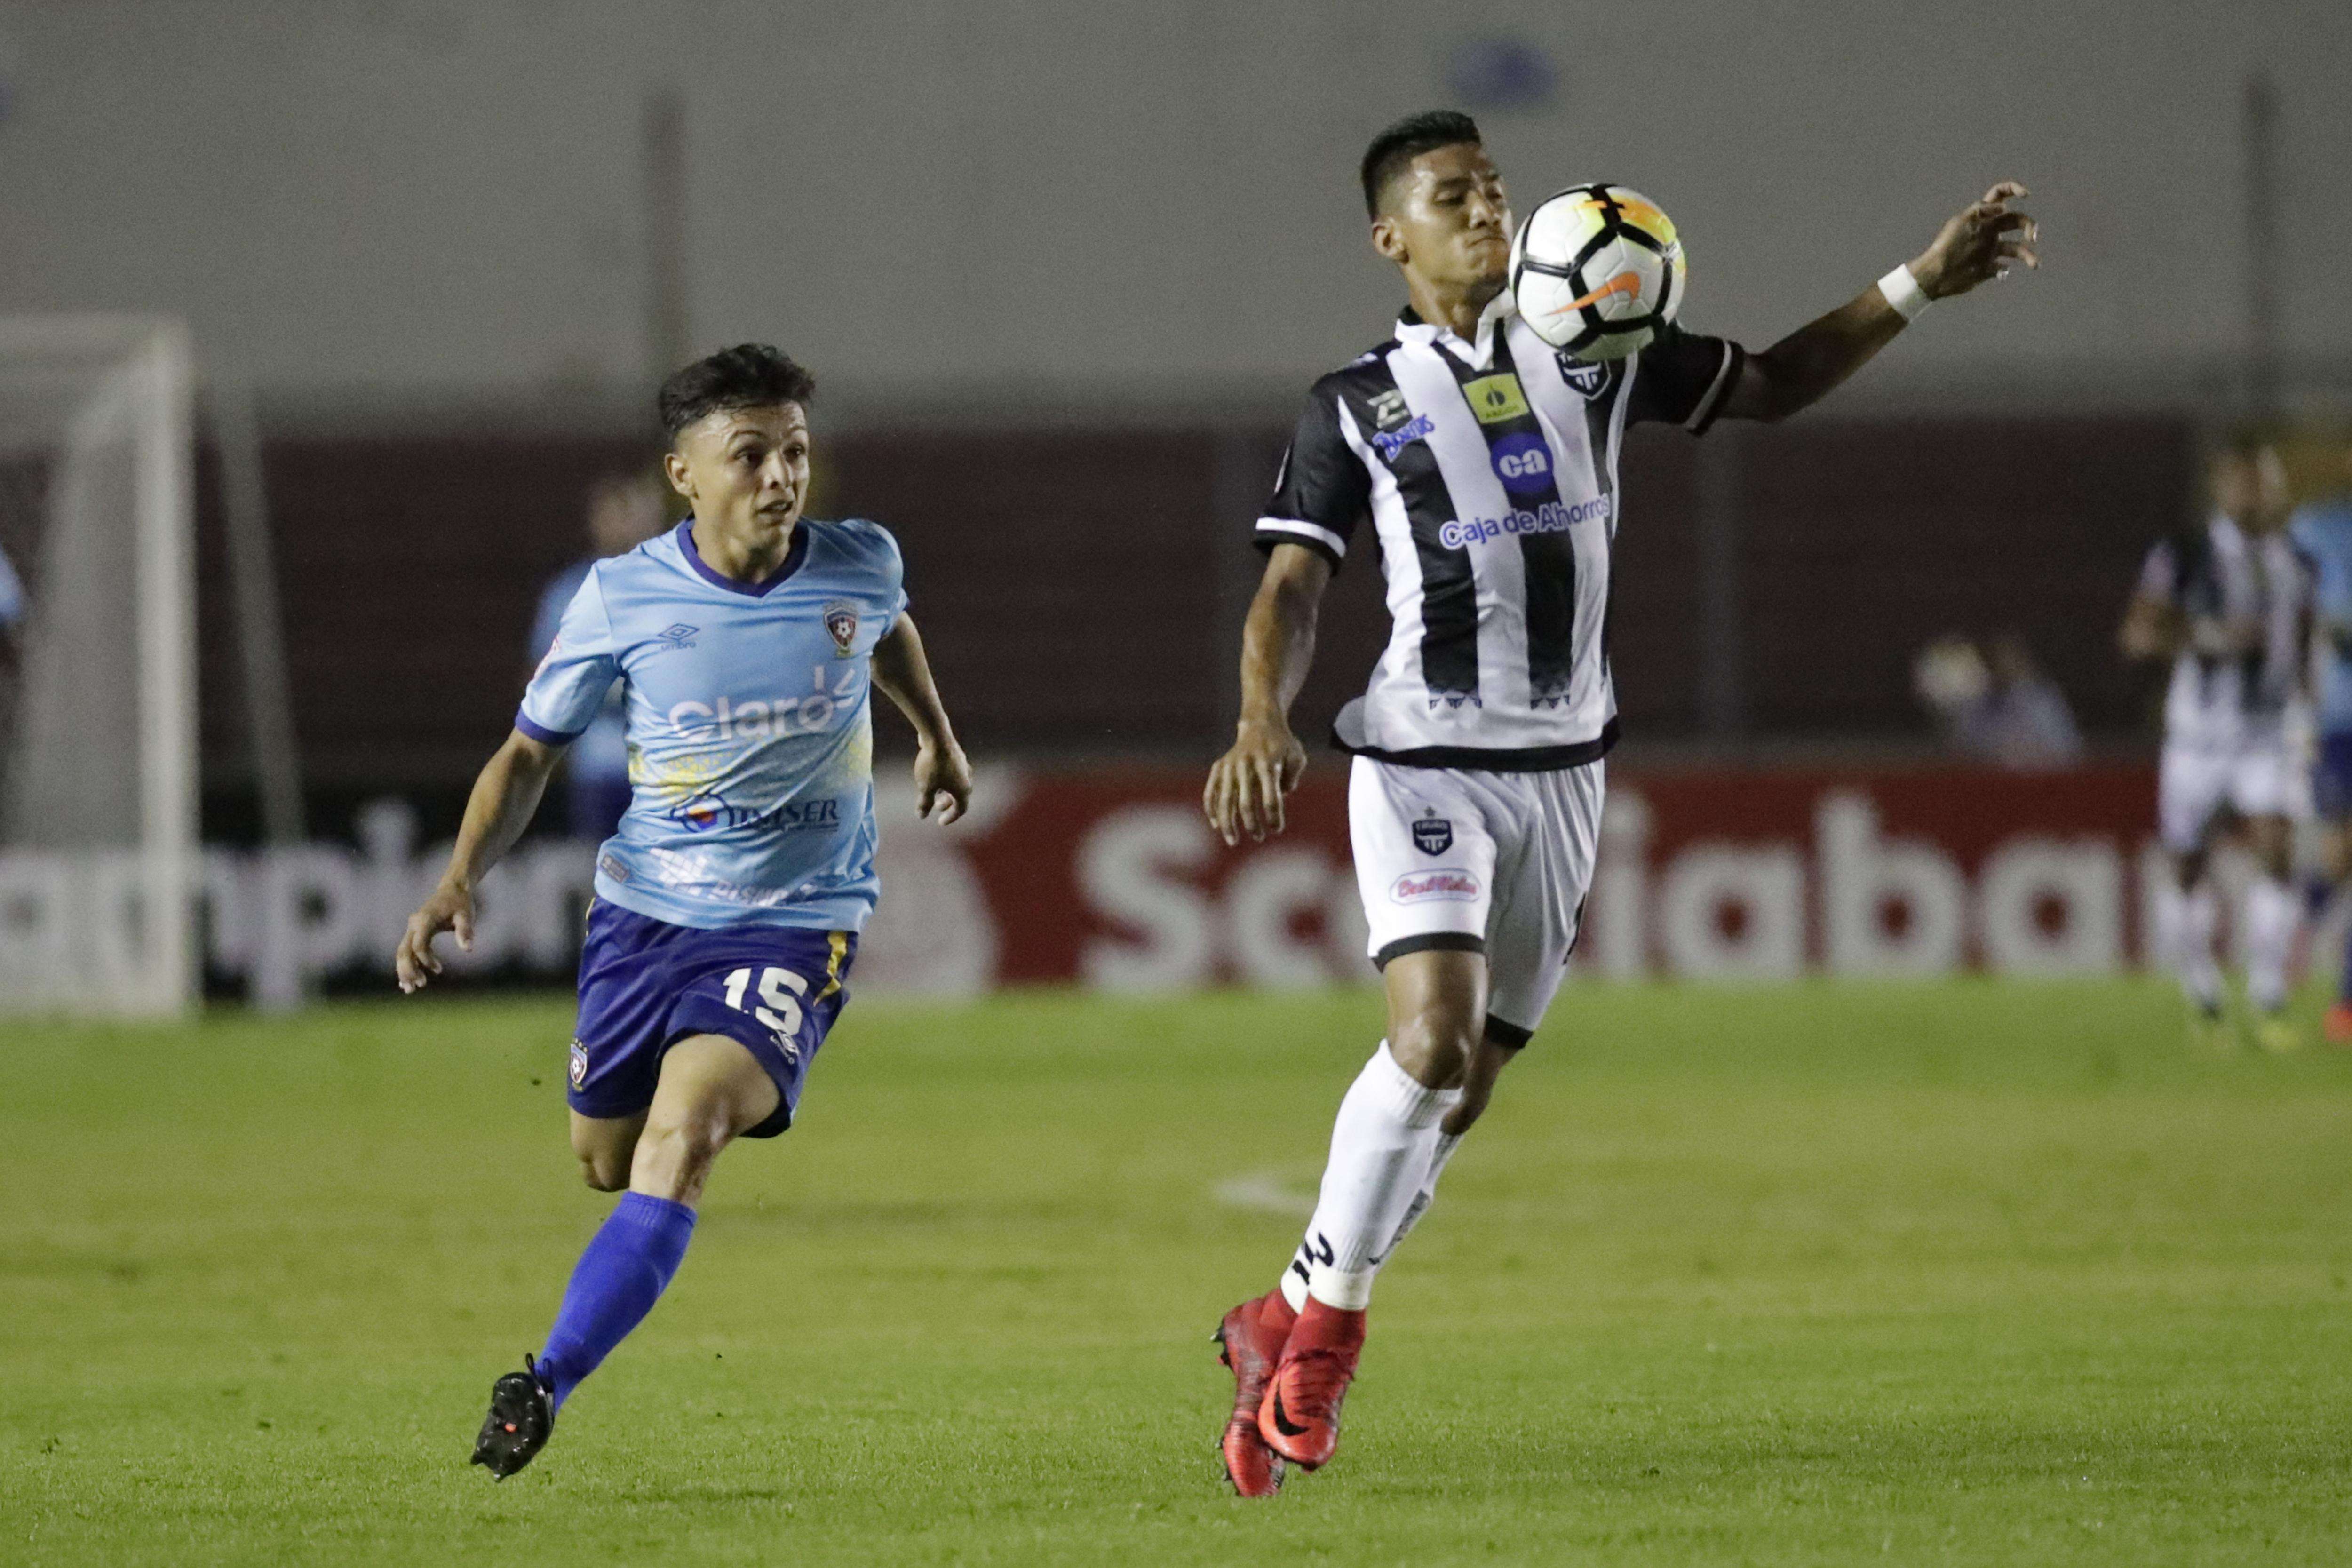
[529,472,671,840]
[2120,430,2305,1053]
[1201,109,2035,1493]
[394,344,971,1478]
[2288,432,2352,1043]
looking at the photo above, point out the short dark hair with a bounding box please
[1360,110,1482,218]
[657,344,816,441]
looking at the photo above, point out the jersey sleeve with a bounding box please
[1625,325,1746,434]
[516,566,621,744]
[1253,383,1371,569]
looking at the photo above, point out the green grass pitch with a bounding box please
[4,979,2350,1565]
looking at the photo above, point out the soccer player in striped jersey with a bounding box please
[1201,111,2035,1492]
[2122,430,2308,1052]
[2289,434,2352,1043]
[394,344,971,1478]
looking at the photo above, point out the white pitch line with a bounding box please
[1214,1171,1316,1216]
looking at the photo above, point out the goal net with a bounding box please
[0,317,197,1016]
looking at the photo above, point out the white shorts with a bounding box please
[1349,755,1604,1044]
[2157,740,2298,853]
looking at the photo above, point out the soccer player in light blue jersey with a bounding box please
[2289,434,2352,1043]
[394,344,971,1478]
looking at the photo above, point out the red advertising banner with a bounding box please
[849,762,2172,992]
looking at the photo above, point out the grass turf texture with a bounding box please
[3,981,2350,1565]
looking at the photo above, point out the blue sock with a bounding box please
[536,1192,697,1414]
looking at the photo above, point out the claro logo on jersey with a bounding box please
[1439,494,1610,549]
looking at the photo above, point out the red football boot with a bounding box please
[2325,1001,2352,1047]
[1214,1291,1296,1496]
[1257,1297,1365,1470]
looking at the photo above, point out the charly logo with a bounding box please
[569,1039,588,1089]
[823,600,859,657]
[1411,810,1454,856]
[1391,869,1481,904]
[1371,414,1435,462]
[656,623,700,651]
[1489,432,1553,497]
[1557,355,1608,397]
[1369,389,1411,430]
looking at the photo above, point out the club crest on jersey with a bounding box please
[1464,374,1530,425]
[569,1039,588,1089]
[1411,810,1454,856]
[1556,355,1609,398]
[823,600,859,657]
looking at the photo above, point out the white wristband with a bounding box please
[1878,264,1931,323]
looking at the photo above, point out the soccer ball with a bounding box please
[1509,183,1685,361]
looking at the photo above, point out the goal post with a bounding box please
[0,316,198,1016]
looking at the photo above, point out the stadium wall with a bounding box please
[2,1,2348,410]
[191,414,2195,804]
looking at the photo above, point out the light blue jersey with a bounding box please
[2291,499,2352,734]
[518,517,906,931]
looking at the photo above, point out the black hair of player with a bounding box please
[1359,110,1483,218]
[657,344,817,443]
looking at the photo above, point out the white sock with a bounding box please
[1279,1043,1449,1313]
[1379,1126,1464,1261]
[2156,878,2222,1010]
[2244,875,2299,1014]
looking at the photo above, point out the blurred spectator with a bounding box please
[1913,631,2084,769]
[529,473,668,839]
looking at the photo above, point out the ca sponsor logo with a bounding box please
[1439,494,1610,549]
[1489,432,1553,498]
[1391,869,1480,904]
[1371,413,1435,462]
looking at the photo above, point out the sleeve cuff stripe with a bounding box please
[1685,342,1742,433]
[1255,517,1348,556]
[514,712,582,745]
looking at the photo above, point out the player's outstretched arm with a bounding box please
[394,729,564,992]
[1205,542,1332,846]
[1718,182,2038,424]
[872,613,972,826]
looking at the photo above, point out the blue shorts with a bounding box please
[570,900,857,1138]
[2319,733,2352,822]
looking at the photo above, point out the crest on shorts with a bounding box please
[568,1039,588,1089]
[1411,810,1454,856]
[823,600,859,657]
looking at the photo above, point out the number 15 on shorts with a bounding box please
[722,965,805,1041]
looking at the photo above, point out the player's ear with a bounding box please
[662,449,695,503]
[1370,212,1407,267]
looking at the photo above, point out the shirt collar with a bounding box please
[676,517,809,597]
[1395,291,1516,369]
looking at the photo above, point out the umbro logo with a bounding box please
[655,623,700,650]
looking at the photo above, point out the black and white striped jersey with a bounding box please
[1256,293,1744,769]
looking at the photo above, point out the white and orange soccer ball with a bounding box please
[1509,183,1685,361]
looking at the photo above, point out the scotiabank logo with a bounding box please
[1391,870,1480,904]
